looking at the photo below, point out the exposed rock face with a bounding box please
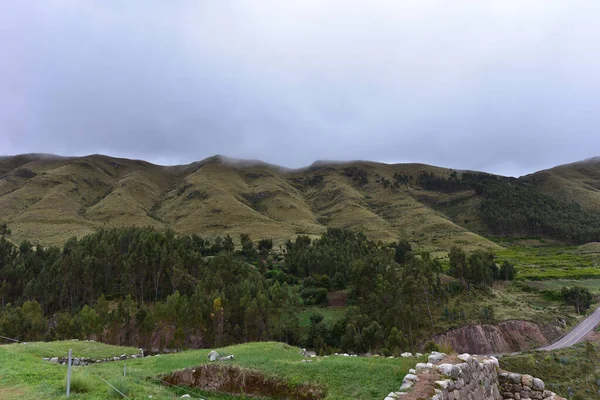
[429,320,563,354]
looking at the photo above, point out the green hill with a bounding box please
[2,153,600,249]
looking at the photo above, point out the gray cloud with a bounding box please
[1,1,599,176]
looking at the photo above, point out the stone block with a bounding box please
[532,378,544,391]
[522,374,533,388]
[509,373,522,384]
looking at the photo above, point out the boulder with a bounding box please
[522,374,533,388]
[208,350,219,362]
[400,352,413,357]
[428,352,446,364]
[415,362,433,372]
[532,378,545,391]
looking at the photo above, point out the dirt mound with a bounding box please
[429,320,564,354]
[157,364,326,399]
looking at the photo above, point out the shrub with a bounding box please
[66,373,92,393]
[423,341,439,353]
[438,341,455,354]
[106,378,131,398]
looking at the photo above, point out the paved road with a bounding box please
[539,306,600,351]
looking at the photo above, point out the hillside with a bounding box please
[2,153,600,249]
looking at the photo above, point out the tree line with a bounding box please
[1,226,518,354]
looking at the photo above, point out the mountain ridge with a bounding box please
[2,153,600,249]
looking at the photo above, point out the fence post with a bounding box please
[124,363,127,377]
[66,348,72,398]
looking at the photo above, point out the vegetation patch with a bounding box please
[500,342,600,399]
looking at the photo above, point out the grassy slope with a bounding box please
[500,342,600,399]
[0,154,497,251]
[0,341,421,400]
[522,157,600,210]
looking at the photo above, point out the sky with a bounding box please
[1,1,600,177]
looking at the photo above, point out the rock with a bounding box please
[415,362,433,372]
[404,373,419,382]
[457,353,473,364]
[218,355,234,361]
[49,357,59,363]
[409,368,416,374]
[415,353,423,357]
[428,352,446,364]
[399,381,414,390]
[400,352,413,357]
[208,350,219,361]
[436,380,451,390]
[532,378,545,391]
[522,374,534,388]
[301,359,313,363]
[181,395,191,398]
[437,363,460,378]
[509,373,522,384]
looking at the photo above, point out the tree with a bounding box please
[449,247,467,282]
[307,312,328,354]
[562,286,593,314]
[392,240,412,264]
[212,297,225,346]
[499,261,516,280]
[257,239,273,259]
[240,234,258,261]
[386,327,407,355]
[77,305,101,339]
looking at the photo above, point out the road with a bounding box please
[539,305,600,351]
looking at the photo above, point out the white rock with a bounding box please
[437,363,460,378]
[399,381,413,390]
[428,352,446,364]
[457,353,473,363]
[435,380,451,390]
[415,362,433,372]
[181,395,191,398]
[404,373,419,382]
[409,368,416,374]
[208,350,219,361]
[400,352,413,357]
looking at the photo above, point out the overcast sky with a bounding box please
[1,1,599,177]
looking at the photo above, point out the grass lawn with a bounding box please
[0,341,422,400]
[299,307,346,328]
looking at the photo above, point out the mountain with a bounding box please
[2,153,600,249]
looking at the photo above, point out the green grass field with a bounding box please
[523,278,600,293]
[298,307,346,328]
[0,340,422,400]
[495,245,600,280]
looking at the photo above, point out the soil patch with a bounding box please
[157,364,326,400]
[327,291,347,307]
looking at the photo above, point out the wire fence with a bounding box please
[1,334,211,399]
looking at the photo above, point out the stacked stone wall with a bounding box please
[384,352,564,400]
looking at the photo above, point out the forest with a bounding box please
[1,226,515,354]
[415,171,600,244]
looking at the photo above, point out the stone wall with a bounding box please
[384,352,564,400]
